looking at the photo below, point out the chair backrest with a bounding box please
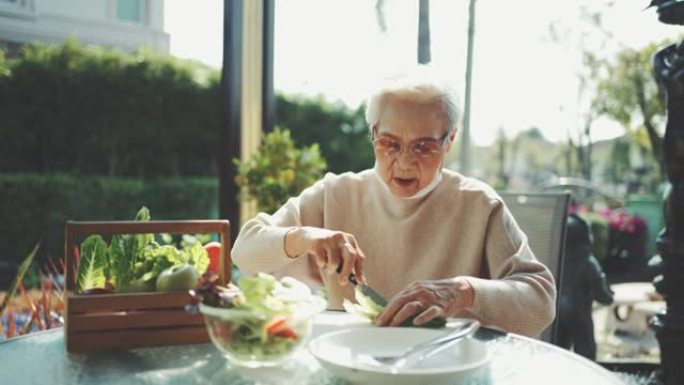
[498,191,571,345]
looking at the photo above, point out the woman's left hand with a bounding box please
[375,277,475,326]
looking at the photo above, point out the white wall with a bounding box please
[0,0,169,52]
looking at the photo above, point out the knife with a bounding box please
[335,264,387,307]
[336,264,447,328]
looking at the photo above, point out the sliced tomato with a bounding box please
[265,315,289,333]
[203,241,221,273]
[275,327,298,340]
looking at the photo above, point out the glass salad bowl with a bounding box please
[195,274,327,368]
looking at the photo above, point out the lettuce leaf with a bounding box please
[239,273,278,304]
[109,206,152,291]
[184,242,209,274]
[77,235,107,293]
[143,244,182,283]
[133,207,153,248]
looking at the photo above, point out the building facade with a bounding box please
[0,0,168,52]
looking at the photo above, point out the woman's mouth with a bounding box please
[393,177,417,188]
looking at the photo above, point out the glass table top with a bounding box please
[0,311,625,385]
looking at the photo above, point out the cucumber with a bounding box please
[400,316,447,328]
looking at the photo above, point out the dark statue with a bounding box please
[648,1,684,384]
[558,211,614,360]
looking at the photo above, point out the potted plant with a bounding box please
[234,127,327,214]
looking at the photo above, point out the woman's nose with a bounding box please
[395,150,417,167]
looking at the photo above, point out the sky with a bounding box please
[164,0,681,146]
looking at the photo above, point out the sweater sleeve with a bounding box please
[231,178,325,280]
[463,200,557,337]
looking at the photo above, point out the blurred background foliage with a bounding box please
[234,127,327,214]
[276,94,373,174]
[0,39,221,177]
[0,173,218,284]
[0,33,671,287]
[0,40,371,287]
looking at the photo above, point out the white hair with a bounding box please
[364,68,461,135]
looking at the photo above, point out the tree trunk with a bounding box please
[374,0,387,33]
[565,141,573,176]
[417,0,431,64]
[461,0,477,174]
[634,76,665,178]
[582,114,593,181]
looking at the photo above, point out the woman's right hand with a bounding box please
[285,227,366,286]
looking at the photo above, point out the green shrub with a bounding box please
[0,40,373,178]
[276,94,374,173]
[234,128,327,214]
[0,40,221,177]
[0,173,218,271]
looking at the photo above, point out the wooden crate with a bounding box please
[64,220,231,353]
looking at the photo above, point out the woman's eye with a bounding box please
[414,143,431,153]
[413,142,440,156]
[387,141,401,151]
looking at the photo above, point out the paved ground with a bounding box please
[593,304,660,364]
[591,280,663,385]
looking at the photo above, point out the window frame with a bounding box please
[0,0,36,20]
[111,0,148,26]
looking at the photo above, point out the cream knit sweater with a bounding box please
[232,169,556,336]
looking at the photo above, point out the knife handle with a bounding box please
[335,263,358,285]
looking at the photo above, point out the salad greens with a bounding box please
[192,273,321,361]
[228,274,308,356]
[343,286,447,328]
[75,206,210,294]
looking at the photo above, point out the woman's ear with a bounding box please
[445,131,457,152]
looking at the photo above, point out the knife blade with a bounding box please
[335,264,387,307]
[336,265,446,328]
[350,274,388,307]
[335,265,446,329]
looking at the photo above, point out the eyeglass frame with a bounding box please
[370,124,451,159]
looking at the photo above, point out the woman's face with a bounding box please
[373,96,454,198]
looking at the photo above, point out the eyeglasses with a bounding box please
[371,125,450,159]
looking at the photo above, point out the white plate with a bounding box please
[309,326,490,385]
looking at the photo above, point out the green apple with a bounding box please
[156,264,200,292]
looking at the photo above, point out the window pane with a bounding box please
[117,0,141,22]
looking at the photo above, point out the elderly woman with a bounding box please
[232,72,555,337]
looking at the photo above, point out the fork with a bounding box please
[367,319,480,373]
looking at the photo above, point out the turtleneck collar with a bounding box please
[373,161,443,200]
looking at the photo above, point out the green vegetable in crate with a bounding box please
[156,263,200,292]
[108,207,154,292]
[76,235,108,293]
[75,206,210,294]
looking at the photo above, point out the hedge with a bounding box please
[0,40,373,178]
[0,40,221,177]
[0,173,219,274]
[276,94,374,173]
